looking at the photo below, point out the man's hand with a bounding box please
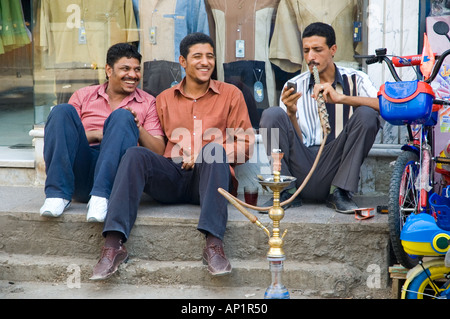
[181,154,195,170]
[125,106,166,155]
[181,161,195,170]
[281,84,303,142]
[312,83,380,111]
[125,106,141,129]
[312,83,343,104]
[281,85,302,117]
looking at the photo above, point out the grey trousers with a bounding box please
[102,144,232,242]
[259,106,380,201]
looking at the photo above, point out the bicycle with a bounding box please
[358,21,450,299]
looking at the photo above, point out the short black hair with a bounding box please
[302,22,336,48]
[180,32,215,58]
[106,42,141,67]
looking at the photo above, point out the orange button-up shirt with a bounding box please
[156,79,254,166]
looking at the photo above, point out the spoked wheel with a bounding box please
[403,262,450,299]
[388,150,421,269]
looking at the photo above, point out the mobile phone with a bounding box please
[286,81,297,95]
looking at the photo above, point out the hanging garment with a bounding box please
[138,0,209,96]
[206,0,279,106]
[269,0,359,73]
[139,0,209,63]
[39,0,138,68]
[0,0,31,54]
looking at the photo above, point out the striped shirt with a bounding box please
[68,82,164,138]
[280,65,378,147]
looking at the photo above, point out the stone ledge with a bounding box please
[0,147,34,168]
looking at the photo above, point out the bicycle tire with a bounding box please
[403,262,450,299]
[388,150,420,269]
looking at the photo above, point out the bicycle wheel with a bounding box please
[388,150,420,269]
[403,263,450,299]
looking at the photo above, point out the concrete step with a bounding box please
[0,186,392,299]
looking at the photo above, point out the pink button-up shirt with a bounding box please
[68,82,164,137]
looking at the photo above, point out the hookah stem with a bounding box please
[313,65,332,135]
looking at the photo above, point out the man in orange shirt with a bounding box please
[90,33,254,280]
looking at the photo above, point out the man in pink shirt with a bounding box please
[39,43,165,222]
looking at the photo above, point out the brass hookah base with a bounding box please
[259,170,294,299]
[218,151,296,299]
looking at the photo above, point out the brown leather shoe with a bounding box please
[202,242,232,276]
[90,245,128,280]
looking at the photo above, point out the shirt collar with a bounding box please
[308,64,344,91]
[174,78,220,98]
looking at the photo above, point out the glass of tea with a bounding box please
[244,185,259,206]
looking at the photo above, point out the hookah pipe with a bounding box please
[218,65,331,215]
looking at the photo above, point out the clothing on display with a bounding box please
[39,0,138,68]
[0,0,31,54]
[138,0,210,96]
[55,69,100,104]
[143,60,183,97]
[269,0,361,73]
[223,60,267,127]
[15,0,368,126]
[139,0,209,63]
[207,0,279,107]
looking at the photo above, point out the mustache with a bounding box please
[308,61,319,67]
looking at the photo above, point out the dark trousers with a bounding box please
[43,104,139,202]
[259,106,380,201]
[103,144,232,241]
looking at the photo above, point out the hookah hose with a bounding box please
[219,65,331,212]
[312,65,332,136]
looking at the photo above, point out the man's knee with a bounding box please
[106,108,136,129]
[48,103,77,119]
[259,106,288,129]
[110,108,133,120]
[45,104,81,134]
[352,106,380,132]
[121,146,148,166]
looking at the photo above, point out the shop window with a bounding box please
[1,0,368,148]
[0,0,33,147]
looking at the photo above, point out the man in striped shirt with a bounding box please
[39,43,165,221]
[260,22,380,213]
